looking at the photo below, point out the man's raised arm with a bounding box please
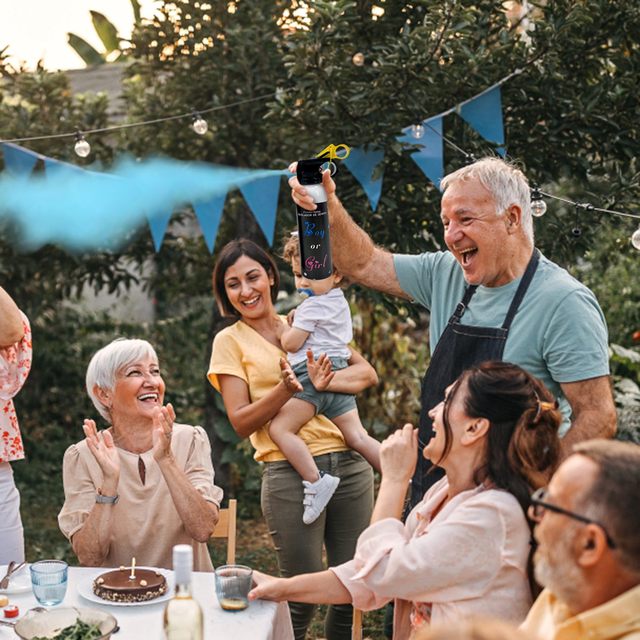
[289,168,408,299]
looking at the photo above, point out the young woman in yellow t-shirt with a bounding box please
[208,239,377,640]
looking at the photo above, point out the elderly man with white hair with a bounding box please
[58,338,222,571]
[289,156,616,508]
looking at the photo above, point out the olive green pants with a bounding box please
[261,450,374,640]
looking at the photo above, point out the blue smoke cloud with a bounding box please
[0,156,287,251]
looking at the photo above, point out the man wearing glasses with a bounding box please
[521,439,640,640]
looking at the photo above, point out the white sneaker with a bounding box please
[302,473,341,525]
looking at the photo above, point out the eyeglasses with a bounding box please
[529,487,617,549]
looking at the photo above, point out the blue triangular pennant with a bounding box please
[146,210,174,251]
[458,86,506,157]
[239,174,282,245]
[44,157,87,177]
[343,146,384,211]
[2,142,42,175]
[396,116,444,190]
[193,194,226,253]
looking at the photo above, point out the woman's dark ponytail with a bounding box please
[458,361,562,515]
[507,383,561,492]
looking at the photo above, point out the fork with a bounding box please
[0,561,25,590]
[0,561,16,590]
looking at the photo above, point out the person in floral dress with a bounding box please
[0,286,32,564]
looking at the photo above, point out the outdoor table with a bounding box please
[0,564,293,640]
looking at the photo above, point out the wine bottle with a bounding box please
[163,545,203,640]
[296,157,333,280]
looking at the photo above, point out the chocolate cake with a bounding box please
[93,567,167,603]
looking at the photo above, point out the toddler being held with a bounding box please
[271,233,381,525]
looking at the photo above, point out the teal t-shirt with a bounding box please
[393,250,610,435]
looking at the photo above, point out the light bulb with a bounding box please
[352,52,365,66]
[74,134,91,158]
[191,115,208,135]
[411,123,425,139]
[632,227,640,251]
[531,198,547,217]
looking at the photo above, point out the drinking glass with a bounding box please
[214,565,253,611]
[30,560,68,606]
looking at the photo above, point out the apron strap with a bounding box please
[450,284,478,324]
[501,248,540,330]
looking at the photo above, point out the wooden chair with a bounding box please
[211,498,237,564]
[352,608,363,640]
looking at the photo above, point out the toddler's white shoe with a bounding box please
[302,473,341,525]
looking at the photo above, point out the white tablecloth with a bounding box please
[0,565,293,640]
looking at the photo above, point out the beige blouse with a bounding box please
[58,423,223,572]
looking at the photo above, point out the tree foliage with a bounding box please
[1,1,639,519]
[266,0,639,258]
[67,0,143,65]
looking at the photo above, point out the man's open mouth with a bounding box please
[460,247,478,266]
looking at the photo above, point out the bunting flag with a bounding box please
[0,76,513,252]
[343,146,384,211]
[193,194,226,253]
[396,116,444,191]
[2,142,42,175]
[458,86,506,157]
[44,157,88,177]
[0,150,288,251]
[146,209,175,252]
[239,174,283,246]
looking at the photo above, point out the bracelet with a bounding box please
[95,492,119,505]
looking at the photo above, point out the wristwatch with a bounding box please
[96,491,119,505]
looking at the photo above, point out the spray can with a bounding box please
[296,158,333,280]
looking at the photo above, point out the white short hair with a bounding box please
[440,157,534,242]
[86,338,158,423]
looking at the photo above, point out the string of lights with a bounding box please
[0,92,278,155]
[421,118,640,250]
[1,69,637,248]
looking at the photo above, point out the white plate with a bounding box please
[77,567,174,607]
[0,566,31,594]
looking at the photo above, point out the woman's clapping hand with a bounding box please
[83,419,120,486]
[152,402,176,461]
[279,357,303,394]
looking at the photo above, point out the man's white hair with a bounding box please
[86,338,158,423]
[440,157,534,242]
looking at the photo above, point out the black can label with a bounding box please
[296,203,333,279]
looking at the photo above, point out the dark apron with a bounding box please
[410,249,540,508]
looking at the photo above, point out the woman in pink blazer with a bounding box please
[250,361,561,639]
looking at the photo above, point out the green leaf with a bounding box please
[90,10,120,53]
[130,0,141,24]
[611,344,640,364]
[213,416,241,445]
[67,33,105,66]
